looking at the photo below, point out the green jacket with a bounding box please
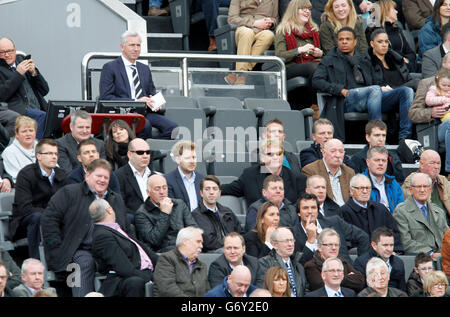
[319,17,368,55]
[274,30,317,66]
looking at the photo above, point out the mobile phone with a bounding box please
[24,54,31,60]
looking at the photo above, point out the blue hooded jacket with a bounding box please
[418,16,442,59]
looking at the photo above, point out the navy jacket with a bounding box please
[305,286,355,297]
[67,165,121,195]
[204,276,257,297]
[165,168,204,211]
[299,143,354,169]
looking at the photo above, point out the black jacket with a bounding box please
[11,162,68,237]
[191,201,243,252]
[320,197,343,219]
[92,224,159,297]
[353,247,407,292]
[340,198,404,253]
[299,143,354,169]
[406,270,423,296]
[312,47,377,141]
[208,253,263,288]
[134,198,197,252]
[41,182,130,272]
[67,165,121,195]
[221,164,306,207]
[0,56,49,115]
[350,144,405,184]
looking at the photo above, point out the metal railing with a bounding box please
[81,52,287,100]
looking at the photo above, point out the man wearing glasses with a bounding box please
[11,139,68,259]
[393,173,449,258]
[0,37,48,139]
[340,174,404,253]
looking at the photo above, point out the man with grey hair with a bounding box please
[89,199,158,297]
[357,257,407,297]
[99,30,178,140]
[56,110,106,173]
[394,173,449,257]
[12,258,55,297]
[153,226,210,296]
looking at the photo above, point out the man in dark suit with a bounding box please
[99,30,178,140]
[67,139,120,194]
[89,198,158,297]
[56,110,106,173]
[11,139,68,259]
[305,175,342,219]
[208,232,262,288]
[0,37,47,139]
[292,193,370,265]
[222,139,306,207]
[165,140,204,211]
[305,257,356,297]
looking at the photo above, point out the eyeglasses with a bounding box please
[264,151,283,157]
[321,243,340,248]
[432,283,447,288]
[352,186,371,191]
[275,238,295,244]
[410,184,431,189]
[324,269,344,274]
[131,150,151,155]
[0,49,15,56]
[39,152,58,156]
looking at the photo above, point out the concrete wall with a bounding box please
[0,0,146,100]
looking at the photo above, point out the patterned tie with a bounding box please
[285,262,297,297]
[10,65,16,71]
[334,290,343,297]
[130,64,143,99]
[420,205,429,222]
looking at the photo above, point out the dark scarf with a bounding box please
[284,23,320,64]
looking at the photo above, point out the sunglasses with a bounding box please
[131,150,151,155]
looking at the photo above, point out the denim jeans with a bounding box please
[438,119,450,172]
[26,108,46,140]
[381,86,414,140]
[192,0,231,36]
[344,85,382,120]
[149,0,162,7]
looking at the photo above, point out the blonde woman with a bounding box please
[275,0,322,111]
[319,0,368,54]
[422,270,449,297]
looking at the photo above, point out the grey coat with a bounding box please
[12,284,56,297]
[421,45,443,79]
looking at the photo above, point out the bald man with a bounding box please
[205,265,257,297]
[302,139,355,206]
[134,174,198,252]
[402,149,450,223]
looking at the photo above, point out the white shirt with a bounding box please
[325,285,343,297]
[129,162,151,201]
[178,167,198,211]
[301,220,323,252]
[121,55,138,100]
[369,173,390,211]
[323,159,345,206]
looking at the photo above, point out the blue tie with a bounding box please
[10,66,16,71]
[285,262,297,297]
[420,205,429,222]
[334,290,343,297]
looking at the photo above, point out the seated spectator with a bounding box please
[362,146,405,212]
[89,199,158,297]
[351,120,405,184]
[443,229,450,277]
[56,110,105,173]
[104,119,136,170]
[357,257,408,296]
[299,118,354,169]
[407,252,434,296]
[147,0,169,16]
[249,288,273,297]
[246,175,299,233]
[1,116,37,183]
[0,262,15,297]
[32,289,57,297]
[305,175,342,218]
[11,139,68,259]
[41,159,130,297]
[304,228,365,293]
[208,232,263,288]
[422,24,450,78]
[166,140,204,211]
[341,174,404,253]
[261,118,303,180]
[244,201,280,259]
[135,174,197,253]
[258,227,308,297]
[192,175,242,252]
[225,0,278,85]
[153,227,210,297]
[393,173,449,257]
[222,139,305,207]
[422,270,449,297]
[402,0,433,31]
[418,0,450,59]
[291,193,370,265]
[319,0,368,55]
[366,1,417,72]
[67,139,120,194]
[0,250,21,290]
[205,265,256,297]
[274,0,323,111]
[353,227,407,291]
[302,138,355,207]
[312,27,382,141]
[12,258,55,297]
[305,257,356,297]
[263,266,291,297]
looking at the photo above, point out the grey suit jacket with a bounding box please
[13,284,56,297]
[422,45,443,79]
[393,196,449,254]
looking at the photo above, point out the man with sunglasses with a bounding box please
[393,173,449,257]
